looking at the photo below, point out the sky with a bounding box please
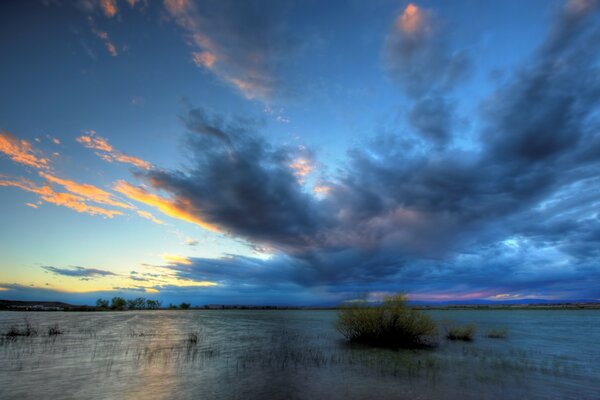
[1,0,600,306]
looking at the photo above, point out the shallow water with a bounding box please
[0,309,598,400]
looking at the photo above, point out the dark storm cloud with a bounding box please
[143,107,326,249]
[146,1,600,299]
[42,266,116,279]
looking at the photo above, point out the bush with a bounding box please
[335,293,438,348]
[5,320,38,338]
[446,324,476,341]
[47,323,63,336]
[486,328,508,339]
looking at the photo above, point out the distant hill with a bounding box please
[0,299,84,311]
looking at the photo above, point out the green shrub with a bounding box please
[486,328,508,339]
[335,293,438,348]
[446,324,476,341]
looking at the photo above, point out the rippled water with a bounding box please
[1,310,598,400]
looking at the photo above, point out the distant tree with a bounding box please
[146,299,160,310]
[96,298,109,309]
[110,297,126,311]
[179,302,191,310]
[168,303,178,310]
[127,297,147,310]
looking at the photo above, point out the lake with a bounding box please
[1,310,598,399]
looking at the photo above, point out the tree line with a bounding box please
[95,297,192,310]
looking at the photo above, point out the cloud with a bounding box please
[100,0,117,17]
[134,106,325,248]
[39,172,133,210]
[113,180,218,231]
[129,2,600,300]
[0,175,123,218]
[162,254,192,266]
[163,0,298,100]
[42,265,116,279]
[0,132,49,169]
[136,210,164,225]
[88,16,119,56]
[185,237,199,246]
[77,131,151,169]
[383,3,471,98]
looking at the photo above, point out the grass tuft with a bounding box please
[486,328,508,339]
[4,320,38,338]
[335,293,438,348]
[47,323,63,336]
[187,332,199,345]
[446,324,476,341]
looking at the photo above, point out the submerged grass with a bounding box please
[335,294,438,348]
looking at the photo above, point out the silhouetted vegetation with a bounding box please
[110,297,127,311]
[96,298,109,309]
[146,299,161,309]
[486,328,508,339]
[47,323,63,336]
[4,319,38,338]
[187,332,199,345]
[95,297,162,311]
[446,324,476,341]
[180,302,191,310]
[335,293,438,348]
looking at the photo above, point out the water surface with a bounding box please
[1,310,598,400]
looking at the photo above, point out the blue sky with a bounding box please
[1,0,599,305]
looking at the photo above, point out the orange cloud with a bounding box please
[89,21,119,57]
[0,132,49,169]
[396,3,424,34]
[136,210,164,225]
[0,176,122,218]
[192,51,216,68]
[313,184,332,196]
[100,0,118,18]
[113,180,218,232]
[105,42,118,57]
[39,172,133,210]
[289,157,314,181]
[77,132,151,170]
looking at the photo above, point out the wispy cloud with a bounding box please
[162,254,192,266]
[42,265,116,280]
[136,210,164,225]
[113,180,219,231]
[163,0,296,100]
[39,172,133,210]
[77,131,151,169]
[0,175,123,218]
[99,0,118,18]
[0,132,49,170]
